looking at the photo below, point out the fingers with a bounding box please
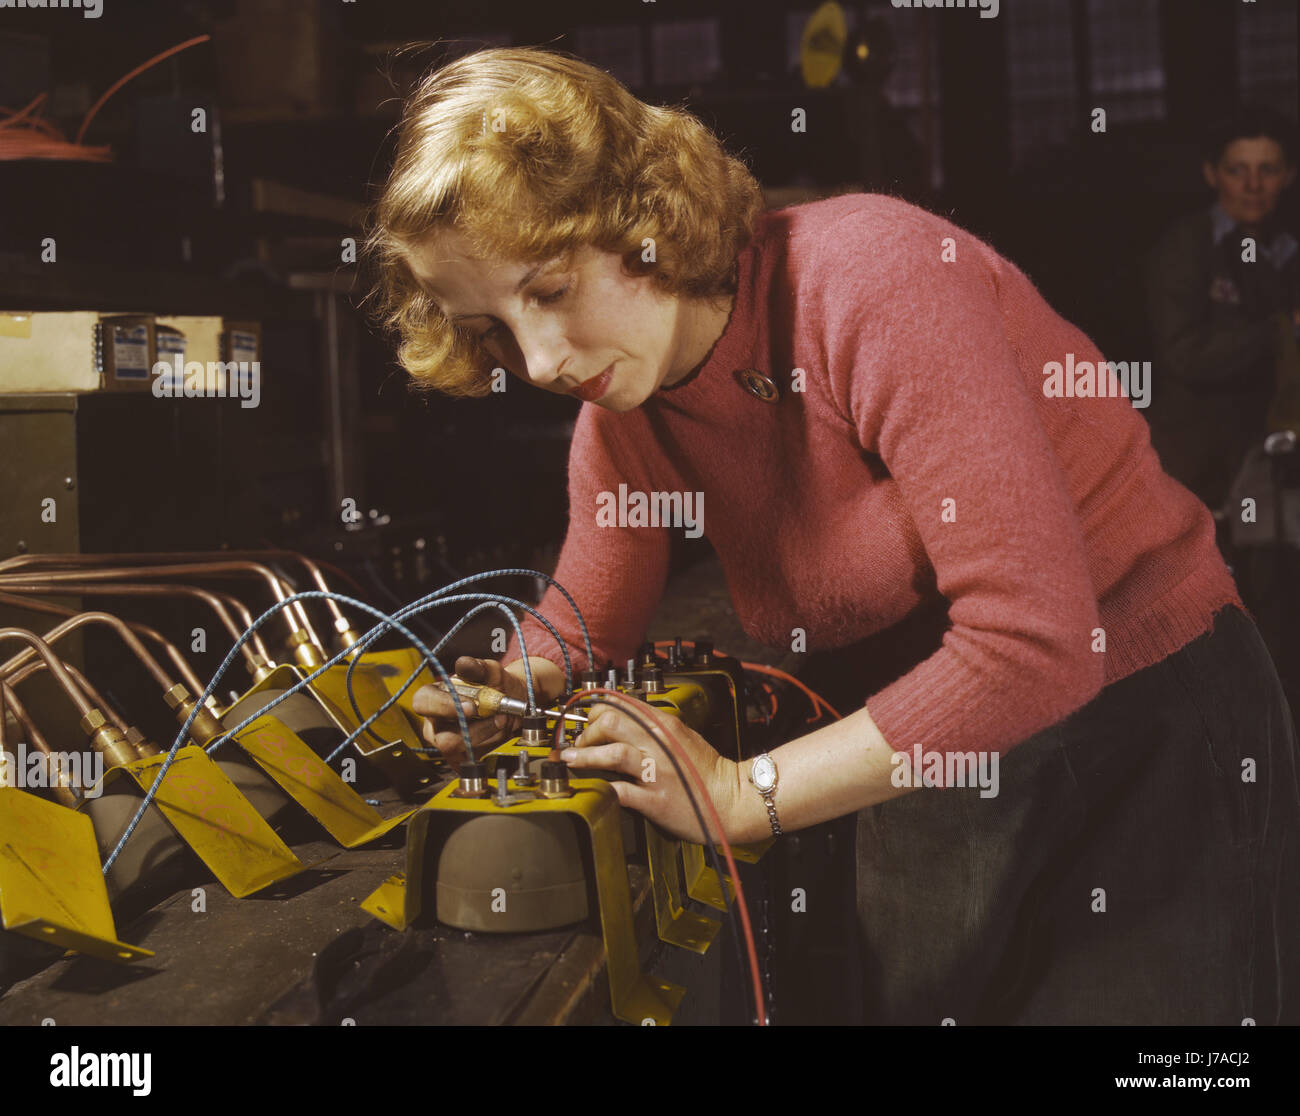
[409,657,504,716]
[421,711,510,764]
[410,682,475,720]
[605,779,656,813]
[575,703,639,749]
[454,655,508,690]
[562,740,644,778]
[410,659,512,764]
[577,703,677,753]
[453,655,489,683]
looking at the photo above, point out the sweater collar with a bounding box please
[651,213,769,403]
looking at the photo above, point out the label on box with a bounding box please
[230,330,258,364]
[112,325,150,380]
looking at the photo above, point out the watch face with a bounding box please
[752,755,776,793]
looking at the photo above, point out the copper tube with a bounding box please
[0,582,261,673]
[8,557,323,645]
[0,682,53,756]
[212,591,271,661]
[0,629,95,717]
[0,590,205,694]
[0,548,353,636]
[0,682,79,807]
[0,612,175,692]
[6,659,130,733]
[64,661,130,732]
[236,550,351,635]
[0,561,319,646]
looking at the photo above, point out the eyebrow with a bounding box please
[447,261,548,322]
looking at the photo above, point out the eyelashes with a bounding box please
[477,281,571,343]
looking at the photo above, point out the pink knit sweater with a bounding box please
[503,193,1243,760]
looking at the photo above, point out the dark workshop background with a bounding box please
[0,0,1296,684]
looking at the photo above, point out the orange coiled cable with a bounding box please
[0,34,210,162]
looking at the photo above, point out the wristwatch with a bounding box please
[748,753,782,837]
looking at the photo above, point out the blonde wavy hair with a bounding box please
[364,46,765,397]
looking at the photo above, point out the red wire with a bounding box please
[0,34,211,162]
[556,686,769,1026]
[75,34,212,145]
[651,638,843,722]
[740,660,844,722]
[0,93,49,129]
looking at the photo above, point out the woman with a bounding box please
[366,47,1299,1025]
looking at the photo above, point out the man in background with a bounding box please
[1144,106,1298,515]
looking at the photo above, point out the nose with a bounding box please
[512,321,570,388]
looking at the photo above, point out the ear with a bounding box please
[1201,162,1219,190]
[1284,164,1298,190]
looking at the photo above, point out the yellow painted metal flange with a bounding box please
[233,715,414,846]
[95,745,304,898]
[644,819,720,954]
[0,787,152,962]
[363,772,685,1025]
[723,838,774,864]
[681,840,735,911]
[231,663,440,797]
[356,647,434,719]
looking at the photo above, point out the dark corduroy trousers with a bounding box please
[853,604,1300,1024]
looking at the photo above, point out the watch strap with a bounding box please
[761,791,782,837]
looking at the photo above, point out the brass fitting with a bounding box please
[124,726,162,758]
[78,708,108,735]
[49,763,81,807]
[334,616,363,651]
[163,683,226,747]
[0,748,77,805]
[539,761,573,799]
[46,753,77,790]
[247,653,276,684]
[451,761,489,799]
[81,710,142,770]
[288,627,325,669]
[520,714,548,746]
[43,753,83,808]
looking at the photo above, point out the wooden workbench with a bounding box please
[0,780,724,1026]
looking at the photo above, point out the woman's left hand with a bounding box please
[560,700,743,844]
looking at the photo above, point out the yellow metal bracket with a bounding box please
[644,819,719,954]
[233,715,414,847]
[363,768,685,1025]
[232,663,440,797]
[681,840,735,911]
[0,788,152,962]
[724,838,774,864]
[356,647,433,720]
[97,745,304,898]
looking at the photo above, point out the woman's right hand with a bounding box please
[410,655,527,766]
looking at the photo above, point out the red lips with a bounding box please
[569,364,613,402]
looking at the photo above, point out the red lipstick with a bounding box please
[569,363,614,402]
